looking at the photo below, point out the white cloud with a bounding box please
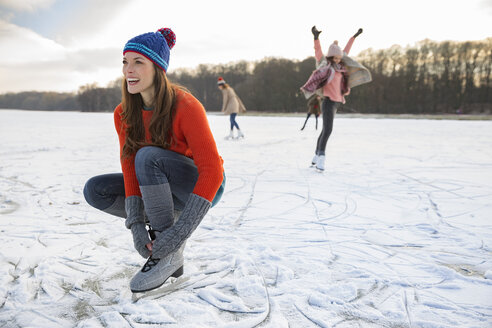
[0,19,65,64]
[0,56,121,93]
[0,19,122,92]
[0,0,55,12]
[48,0,133,48]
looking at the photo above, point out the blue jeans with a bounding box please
[230,113,240,130]
[83,147,225,217]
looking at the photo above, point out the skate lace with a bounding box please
[142,257,160,273]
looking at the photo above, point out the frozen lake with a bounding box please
[0,109,491,327]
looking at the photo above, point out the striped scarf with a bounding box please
[300,60,347,99]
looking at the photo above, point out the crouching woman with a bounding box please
[83,27,225,293]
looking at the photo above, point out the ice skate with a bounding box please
[315,155,325,172]
[225,130,234,140]
[311,155,318,167]
[130,243,185,295]
[236,129,244,139]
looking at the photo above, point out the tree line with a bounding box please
[348,38,492,114]
[1,38,490,114]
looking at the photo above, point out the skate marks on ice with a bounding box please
[0,237,130,326]
[294,265,492,328]
[0,251,271,327]
[205,154,492,326]
[1,112,492,327]
[0,194,19,215]
[194,255,271,327]
[0,183,273,327]
[289,168,492,327]
[125,254,271,327]
[0,173,35,215]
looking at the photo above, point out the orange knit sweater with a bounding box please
[114,90,224,202]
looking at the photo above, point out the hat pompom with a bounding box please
[333,40,338,45]
[158,28,176,49]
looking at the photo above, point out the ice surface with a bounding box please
[0,109,491,327]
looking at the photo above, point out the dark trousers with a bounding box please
[315,98,339,156]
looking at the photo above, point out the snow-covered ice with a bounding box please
[0,109,491,327]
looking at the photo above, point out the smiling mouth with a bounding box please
[127,78,140,85]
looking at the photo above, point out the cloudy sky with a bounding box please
[1,0,491,94]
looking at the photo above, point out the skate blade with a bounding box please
[132,275,190,302]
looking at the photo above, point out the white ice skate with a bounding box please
[311,155,318,167]
[225,130,234,140]
[315,155,325,172]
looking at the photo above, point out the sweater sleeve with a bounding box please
[343,36,355,55]
[314,39,323,62]
[177,94,224,202]
[114,104,141,198]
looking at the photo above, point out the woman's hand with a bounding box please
[311,26,322,40]
[353,28,363,38]
[130,223,152,258]
[125,196,151,258]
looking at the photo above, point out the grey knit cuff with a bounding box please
[183,193,211,219]
[152,193,211,259]
[124,196,145,229]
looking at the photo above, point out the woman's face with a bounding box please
[332,55,342,64]
[122,52,156,100]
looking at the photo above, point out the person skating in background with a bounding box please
[83,27,225,293]
[217,77,246,139]
[300,95,321,130]
[301,26,370,172]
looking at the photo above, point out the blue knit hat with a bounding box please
[123,28,176,72]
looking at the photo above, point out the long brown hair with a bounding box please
[120,65,182,158]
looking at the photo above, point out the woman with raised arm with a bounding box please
[301,26,369,172]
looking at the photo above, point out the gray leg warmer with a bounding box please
[139,184,175,232]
